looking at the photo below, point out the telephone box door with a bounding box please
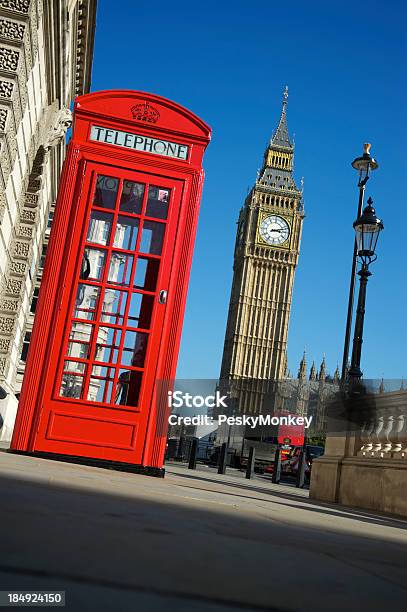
[33,162,182,463]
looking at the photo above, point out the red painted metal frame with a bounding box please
[11,90,211,471]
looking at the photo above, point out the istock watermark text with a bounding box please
[168,390,228,409]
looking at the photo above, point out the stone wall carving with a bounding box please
[0,18,25,41]
[5,126,17,170]
[0,317,15,334]
[0,356,7,376]
[4,277,23,297]
[0,190,5,222]
[0,140,11,181]
[0,106,8,131]
[22,15,31,72]
[15,68,26,123]
[24,192,39,207]
[0,0,42,160]
[0,46,19,72]
[0,2,39,167]
[9,260,26,276]
[12,239,30,259]
[0,337,10,352]
[16,223,33,238]
[28,0,38,60]
[0,79,14,99]
[43,108,72,150]
[0,298,19,312]
[20,208,35,223]
[0,1,30,14]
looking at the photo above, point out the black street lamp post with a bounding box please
[348,198,384,384]
[341,144,378,384]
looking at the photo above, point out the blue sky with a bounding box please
[91,0,407,380]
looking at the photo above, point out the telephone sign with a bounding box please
[90,125,190,160]
[11,91,211,475]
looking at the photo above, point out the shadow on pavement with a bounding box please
[166,469,407,530]
[1,466,407,612]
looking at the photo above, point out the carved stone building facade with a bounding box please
[219,88,304,415]
[0,0,96,441]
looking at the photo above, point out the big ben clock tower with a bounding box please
[220,87,304,393]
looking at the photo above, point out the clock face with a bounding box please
[259,215,290,246]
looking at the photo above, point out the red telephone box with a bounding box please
[11,90,211,475]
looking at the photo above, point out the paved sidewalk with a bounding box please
[0,450,406,611]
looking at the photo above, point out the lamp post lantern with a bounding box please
[341,144,379,384]
[347,198,384,384]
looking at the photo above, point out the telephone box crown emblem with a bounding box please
[131,101,160,124]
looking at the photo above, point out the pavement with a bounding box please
[0,448,406,612]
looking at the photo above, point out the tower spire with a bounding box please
[309,361,316,381]
[270,85,292,149]
[298,351,307,380]
[258,87,299,192]
[319,356,326,382]
[333,365,340,384]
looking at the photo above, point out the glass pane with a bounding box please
[87,366,115,403]
[121,331,148,367]
[67,341,90,360]
[60,373,84,399]
[81,248,106,281]
[108,252,133,286]
[101,288,127,325]
[86,211,113,246]
[63,359,86,374]
[139,221,165,255]
[133,257,160,291]
[94,175,119,210]
[119,180,145,215]
[69,322,93,344]
[73,284,100,320]
[94,327,122,364]
[113,369,142,407]
[146,186,170,220]
[128,293,154,329]
[114,216,139,251]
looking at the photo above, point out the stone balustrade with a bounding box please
[309,384,407,516]
[358,399,407,459]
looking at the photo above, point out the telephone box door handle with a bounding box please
[159,290,167,304]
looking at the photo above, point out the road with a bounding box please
[1,450,406,611]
